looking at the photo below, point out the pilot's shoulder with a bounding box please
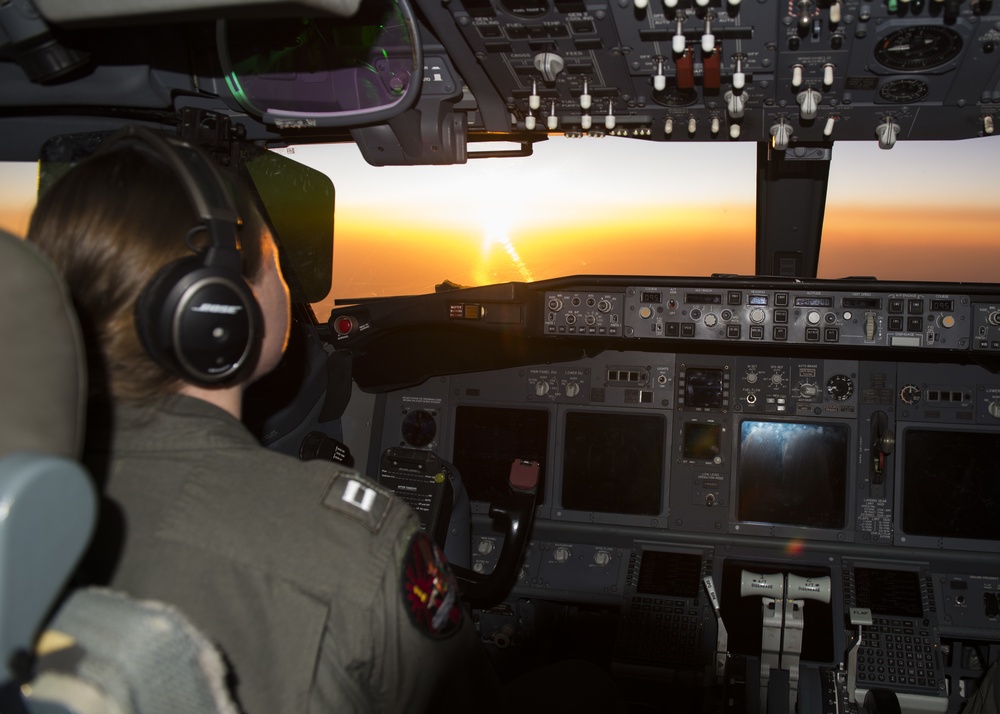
[314,465,406,535]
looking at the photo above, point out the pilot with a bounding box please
[25,130,503,714]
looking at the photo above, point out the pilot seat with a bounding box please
[0,229,238,713]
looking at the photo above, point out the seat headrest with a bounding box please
[0,230,87,460]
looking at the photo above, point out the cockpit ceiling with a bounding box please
[413,0,1000,143]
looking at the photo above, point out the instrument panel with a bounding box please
[333,275,1000,710]
[339,313,1000,711]
[414,0,1000,143]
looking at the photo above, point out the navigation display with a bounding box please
[453,406,549,504]
[736,420,850,529]
[901,429,1000,542]
[562,411,665,516]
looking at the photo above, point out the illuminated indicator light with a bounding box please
[334,316,355,335]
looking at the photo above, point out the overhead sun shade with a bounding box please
[217,0,422,128]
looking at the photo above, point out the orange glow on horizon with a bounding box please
[319,203,758,316]
[820,205,1000,283]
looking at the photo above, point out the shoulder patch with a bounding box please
[401,532,463,640]
[320,470,393,533]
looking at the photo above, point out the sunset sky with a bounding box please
[3,135,998,319]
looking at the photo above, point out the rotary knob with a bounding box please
[593,551,611,567]
[553,546,571,563]
[826,374,854,401]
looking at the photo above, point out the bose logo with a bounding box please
[191,303,243,315]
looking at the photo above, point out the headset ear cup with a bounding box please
[136,256,262,386]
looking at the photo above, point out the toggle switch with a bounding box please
[654,59,667,91]
[673,17,686,54]
[732,54,747,90]
[791,64,804,88]
[822,63,835,88]
[702,14,716,54]
[823,116,836,137]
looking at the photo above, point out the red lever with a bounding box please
[509,459,539,492]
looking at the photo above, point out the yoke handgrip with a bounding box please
[453,460,538,609]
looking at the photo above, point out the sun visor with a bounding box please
[217,0,422,129]
[37,130,334,306]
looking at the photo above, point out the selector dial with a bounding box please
[826,374,854,401]
[799,382,819,399]
[899,384,922,405]
[874,26,963,72]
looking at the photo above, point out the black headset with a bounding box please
[99,126,263,387]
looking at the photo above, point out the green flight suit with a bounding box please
[86,394,500,714]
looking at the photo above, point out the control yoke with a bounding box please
[453,459,539,609]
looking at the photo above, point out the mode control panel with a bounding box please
[544,289,624,336]
[540,286,978,351]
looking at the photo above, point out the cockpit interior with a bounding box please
[2,0,1000,711]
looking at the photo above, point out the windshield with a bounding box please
[279,136,1000,320]
[4,135,999,323]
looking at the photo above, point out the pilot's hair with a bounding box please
[27,144,267,404]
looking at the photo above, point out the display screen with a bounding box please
[684,368,725,409]
[736,420,850,529]
[637,550,702,598]
[452,406,549,504]
[854,567,923,618]
[901,429,1000,542]
[562,411,665,515]
[683,422,723,461]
